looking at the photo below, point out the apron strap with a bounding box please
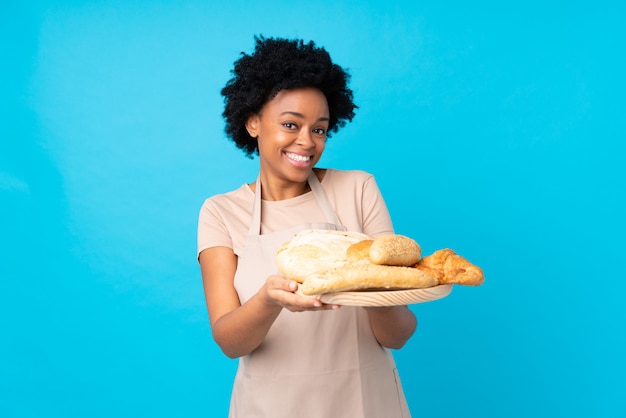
[247,171,344,236]
[247,176,263,236]
[307,171,343,227]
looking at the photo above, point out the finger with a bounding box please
[294,293,333,309]
[270,275,300,292]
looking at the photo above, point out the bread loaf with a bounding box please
[276,229,370,283]
[276,229,484,296]
[276,229,439,294]
[301,262,438,295]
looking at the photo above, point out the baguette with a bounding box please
[300,262,438,295]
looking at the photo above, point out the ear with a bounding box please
[245,114,260,138]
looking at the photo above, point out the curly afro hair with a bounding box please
[221,35,358,158]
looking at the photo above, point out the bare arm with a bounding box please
[364,305,417,349]
[199,246,337,359]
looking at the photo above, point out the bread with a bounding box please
[276,229,371,283]
[301,262,438,295]
[276,229,484,296]
[276,229,438,295]
[415,248,484,286]
[346,239,373,261]
[369,234,421,266]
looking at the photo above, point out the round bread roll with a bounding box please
[369,234,421,266]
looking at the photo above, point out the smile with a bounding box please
[285,152,312,163]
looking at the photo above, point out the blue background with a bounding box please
[2,1,625,417]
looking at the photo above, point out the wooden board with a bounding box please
[318,284,453,307]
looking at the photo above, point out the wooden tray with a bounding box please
[318,284,453,307]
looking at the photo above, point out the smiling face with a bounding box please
[246,87,330,198]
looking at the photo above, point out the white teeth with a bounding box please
[286,152,311,162]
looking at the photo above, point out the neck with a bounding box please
[255,171,313,201]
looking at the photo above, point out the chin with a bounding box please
[285,167,312,183]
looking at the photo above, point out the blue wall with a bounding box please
[2,1,624,417]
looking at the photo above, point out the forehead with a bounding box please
[264,87,329,115]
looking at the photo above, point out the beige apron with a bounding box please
[230,172,411,418]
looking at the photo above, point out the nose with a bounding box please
[296,128,315,148]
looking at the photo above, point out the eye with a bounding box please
[282,122,297,130]
[313,127,327,136]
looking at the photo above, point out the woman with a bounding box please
[197,36,416,417]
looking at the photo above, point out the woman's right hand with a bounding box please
[200,247,338,358]
[262,275,340,312]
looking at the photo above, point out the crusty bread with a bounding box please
[276,229,370,283]
[369,234,421,266]
[346,239,373,261]
[276,229,483,296]
[415,248,484,286]
[276,229,438,294]
[300,262,438,295]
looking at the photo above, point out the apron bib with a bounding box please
[229,171,411,418]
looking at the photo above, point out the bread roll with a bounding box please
[346,239,373,261]
[369,234,421,266]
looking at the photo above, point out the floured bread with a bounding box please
[276,229,371,283]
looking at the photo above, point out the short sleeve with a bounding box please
[197,198,233,257]
[360,174,394,237]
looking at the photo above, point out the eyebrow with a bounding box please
[280,111,330,122]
